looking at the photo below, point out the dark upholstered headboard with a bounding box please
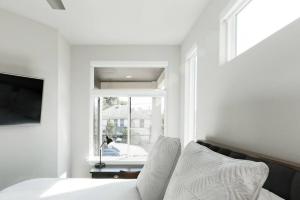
[197,141,300,200]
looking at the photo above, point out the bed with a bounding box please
[0,178,140,200]
[1,141,300,200]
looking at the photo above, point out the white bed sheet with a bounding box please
[0,178,141,200]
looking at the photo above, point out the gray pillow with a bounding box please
[136,135,181,200]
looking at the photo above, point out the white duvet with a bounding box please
[0,178,141,200]
[258,189,284,200]
[0,178,283,200]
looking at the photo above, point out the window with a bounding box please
[221,0,300,62]
[184,47,197,146]
[93,96,164,159]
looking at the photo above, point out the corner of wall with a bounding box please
[57,34,72,178]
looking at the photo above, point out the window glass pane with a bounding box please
[236,0,300,55]
[101,97,129,157]
[129,97,164,156]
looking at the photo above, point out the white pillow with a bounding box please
[163,142,269,200]
[258,189,285,200]
[136,135,181,200]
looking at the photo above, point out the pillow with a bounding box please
[163,142,269,200]
[258,189,285,200]
[137,135,181,200]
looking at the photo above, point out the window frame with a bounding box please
[92,93,166,161]
[220,0,252,64]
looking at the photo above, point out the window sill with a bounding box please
[87,156,147,166]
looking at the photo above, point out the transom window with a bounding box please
[221,0,300,62]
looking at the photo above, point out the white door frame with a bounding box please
[184,47,198,146]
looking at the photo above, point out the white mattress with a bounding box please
[0,178,141,200]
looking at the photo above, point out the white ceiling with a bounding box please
[0,0,209,45]
[94,67,165,82]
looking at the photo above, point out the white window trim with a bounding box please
[91,89,166,97]
[219,0,252,64]
[87,155,147,165]
[89,61,168,165]
[184,46,197,147]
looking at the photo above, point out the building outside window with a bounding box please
[120,119,124,127]
[140,119,145,128]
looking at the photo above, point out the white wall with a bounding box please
[71,45,180,177]
[181,0,300,164]
[0,9,71,189]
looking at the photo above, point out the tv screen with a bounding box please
[0,73,44,125]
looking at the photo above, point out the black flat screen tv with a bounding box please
[0,73,44,125]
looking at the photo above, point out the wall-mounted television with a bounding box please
[0,73,44,125]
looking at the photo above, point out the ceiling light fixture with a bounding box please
[125,75,132,79]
